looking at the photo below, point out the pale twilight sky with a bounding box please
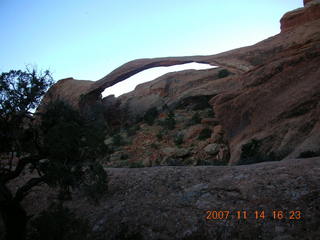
[0,0,303,96]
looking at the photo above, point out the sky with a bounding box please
[0,0,303,96]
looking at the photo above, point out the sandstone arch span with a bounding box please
[79,55,250,107]
[39,56,233,109]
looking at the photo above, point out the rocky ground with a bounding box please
[17,157,320,240]
[102,97,230,168]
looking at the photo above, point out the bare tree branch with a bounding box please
[1,155,45,184]
[14,177,46,202]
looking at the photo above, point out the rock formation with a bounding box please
[12,1,320,239]
[15,157,320,239]
[280,0,320,32]
[39,0,320,165]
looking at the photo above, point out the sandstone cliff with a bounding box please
[39,0,320,165]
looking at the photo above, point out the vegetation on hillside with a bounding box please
[0,69,108,240]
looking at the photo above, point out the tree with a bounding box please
[0,68,53,240]
[0,69,108,240]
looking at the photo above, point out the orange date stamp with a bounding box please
[205,210,302,220]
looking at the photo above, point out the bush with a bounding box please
[150,143,159,149]
[39,100,109,202]
[27,204,92,240]
[121,153,129,160]
[198,128,212,140]
[298,150,320,158]
[174,133,184,146]
[238,138,285,165]
[128,162,144,168]
[156,131,163,141]
[205,108,215,118]
[218,69,230,78]
[81,162,108,203]
[161,111,175,130]
[143,107,158,126]
[196,159,227,166]
[127,125,141,136]
[188,112,201,126]
[240,139,261,160]
[112,133,126,146]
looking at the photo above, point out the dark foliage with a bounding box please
[156,131,163,141]
[112,133,126,146]
[0,69,53,157]
[187,112,201,126]
[0,68,108,239]
[38,100,108,201]
[161,111,176,130]
[0,69,53,115]
[198,128,212,140]
[218,69,230,78]
[143,107,158,126]
[177,95,213,111]
[174,133,184,146]
[127,124,141,137]
[238,138,285,165]
[299,150,320,158]
[128,162,144,168]
[196,159,227,166]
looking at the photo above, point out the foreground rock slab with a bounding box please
[19,158,320,239]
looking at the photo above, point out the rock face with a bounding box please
[211,1,320,163]
[304,0,313,5]
[19,158,320,239]
[117,67,239,117]
[37,77,94,111]
[39,1,320,165]
[280,0,320,32]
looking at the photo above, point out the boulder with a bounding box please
[201,118,219,125]
[204,143,220,155]
[162,147,190,158]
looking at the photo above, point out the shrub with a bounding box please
[150,143,159,149]
[162,111,175,130]
[198,128,212,140]
[192,97,211,110]
[240,138,261,160]
[156,131,163,140]
[128,162,144,168]
[188,112,201,126]
[166,158,183,166]
[218,69,230,78]
[143,107,158,126]
[205,108,215,118]
[238,138,285,165]
[196,159,227,166]
[81,162,108,203]
[127,124,141,136]
[39,101,109,201]
[174,133,184,146]
[112,133,126,146]
[298,150,320,158]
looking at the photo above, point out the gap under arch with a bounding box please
[102,62,216,98]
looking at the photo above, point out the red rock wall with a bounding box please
[281,2,320,32]
[304,0,314,6]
